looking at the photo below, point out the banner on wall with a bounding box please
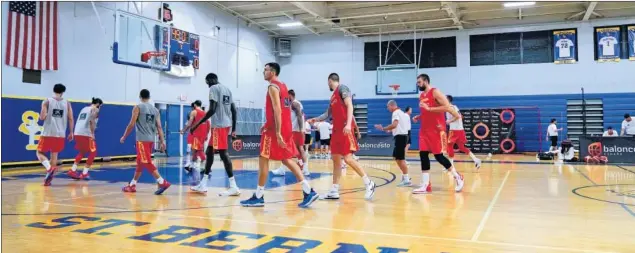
[553,29,577,64]
[596,27,621,62]
[1,97,137,165]
[228,135,262,156]
[579,136,635,164]
[462,109,517,154]
[628,26,635,61]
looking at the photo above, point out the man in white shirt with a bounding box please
[318,121,332,159]
[445,95,481,169]
[622,114,634,136]
[603,126,619,137]
[404,106,413,165]
[374,100,411,186]
[546,118,563,152]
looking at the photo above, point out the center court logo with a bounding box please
[18,111,43,150]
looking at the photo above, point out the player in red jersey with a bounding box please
[181,100,210,176]
[308,73,376,200]
[412,74,465,193]
[446,95,481,169]
[240,62,319,208]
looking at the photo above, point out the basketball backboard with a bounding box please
[112,10,170,71]
[375,64,418,95]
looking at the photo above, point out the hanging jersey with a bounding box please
[446,105,464,130]
[419,88,445,132]
[264,80,293,137]
[599,36,618,56]
[41,97,68,137]
[555,39,573,58]
[74,106,98,137]
[135,102,159,142]
[291,100,304,132]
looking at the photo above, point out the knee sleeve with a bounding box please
[419,151,431,171]
[434,154,453,169]
[218,150,233,178]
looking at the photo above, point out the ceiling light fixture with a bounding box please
[503,2,536,8]
[277,22,303,28]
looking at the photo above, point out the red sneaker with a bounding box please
[67,170,81,180]
[43,167,57,186]
[79,172,91,180]
[154,180,171,195]
[122,184,137,193]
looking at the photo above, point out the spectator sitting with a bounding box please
[603,126,619,137]
[549,140,578,163]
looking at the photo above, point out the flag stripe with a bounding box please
[5,11,13,65]
[21,15,28,69]
[13,14,21,67]
[38,1,43,70]
[30,16,35,70]
[45,1,50,70]
[52,2,58,70]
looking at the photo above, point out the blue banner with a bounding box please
[596,27,621,62]
[1,97,137,165]
[553,29,577,64]
[628,26,635,61]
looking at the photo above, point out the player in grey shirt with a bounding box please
[38,83,74,186]
[120,89,171,195]
[67,97,103,180]
[190,73,239,196]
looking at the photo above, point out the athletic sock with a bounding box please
[82,167,89,174]
[157,177,165,184]
[403,174,410,182]
[422,173,430,186]
[300,180,311,194]
[469,152,478,161]
[255,186,265,198]
[71,164,78,172]
[42,160,51,171]
[130,179,137,186]
[451,168,460,178]
[229,177,237,188]
[362,175,371,185]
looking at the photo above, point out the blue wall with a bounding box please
[303,92,635,152]
[1,96,137,165]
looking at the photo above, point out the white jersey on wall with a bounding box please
[555,39,574,58]
[446,105,464,131]
[599,36,618,56]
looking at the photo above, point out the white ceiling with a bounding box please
[210,1,635,37]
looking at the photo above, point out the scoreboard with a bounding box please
[158,27,200,70]
[460,109,516,154]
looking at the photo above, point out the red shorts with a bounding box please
[331,131,359,156]
[293,132,305,147]
[135,141,154,164]
[187,134,193,145]
[210,127,230,150]
[448,130,467,144]
[419,129,446,154]
[191,136,206,151]
[37,136,65,153]
[74,135,97,153]
[260,129,297,161]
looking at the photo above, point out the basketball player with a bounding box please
[120,89,171,195]
[67,97,103,180]
[546,119,562,152]
[308,73,376,200]
[272,89,310,176]
[180,100,209,177]
[412,74,464,193]
[184,102,196,171]
[374,100,411,186]
[189,73,240,196]
[38,83,74,186]
[240,63,319,208]
[446,95,482,169]
[404,106,413,154]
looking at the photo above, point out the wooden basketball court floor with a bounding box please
[2,154,634,253]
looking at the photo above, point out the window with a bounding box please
[364,37,457,71]
[594,24,632,60]
[470,29,563,66]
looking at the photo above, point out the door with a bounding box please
[182,107,192,156]
[166,104,182,157]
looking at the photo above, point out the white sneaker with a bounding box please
[413,183,432,194]
[455,173,465,192]
[396,180,412,187]
[218,187,241,196]
[190,184,207,193]
[324,189,340,200]
[271,167,286,176]
[474,158,482,170]
[364,181,376,200]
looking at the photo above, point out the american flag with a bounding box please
[5,1,58,70]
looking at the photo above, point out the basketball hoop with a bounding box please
[389,84,400,97]
[141,51,167,71]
